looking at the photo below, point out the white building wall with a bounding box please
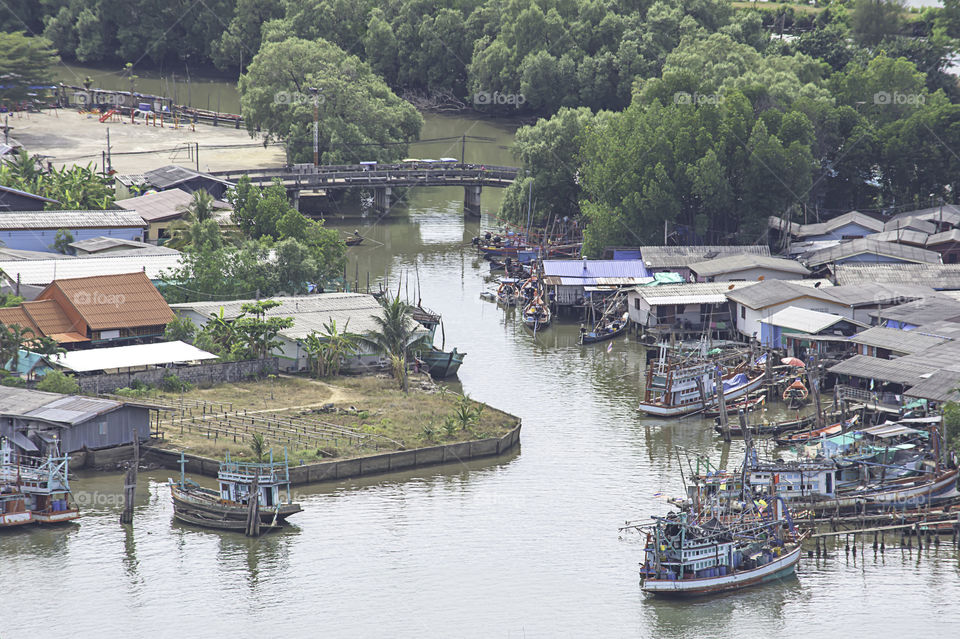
[735,297,851,341]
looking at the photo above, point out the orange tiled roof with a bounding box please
[0,306,41,336]
[22,299,79,335]
[43,271,174,330]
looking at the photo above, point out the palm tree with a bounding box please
[0,323,37,370]
[317,319,358,377]
[166,190,220,249]
[364,297,429,390]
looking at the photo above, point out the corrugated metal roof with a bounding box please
[760,307,858,333]
[51,340,217,372]
[632,281,761,306]
[542,259,649,281]
[851,326,951,353]
[821,283,936,307]
[833,263,960,289]
[870,298,960,326]
[0,386,64,414]
[69,236,175,254]
[801,239,942,267]
[725,279,836,309]
[0,210,146,230]
[904,371,960,403]
[882,216,937,235]
[890,205,960,226]
[0,254,183,285]
[793,211,884,238]
[865,229,930,246]
[23,299,76,334]
[172,293,390,341]
[143,165,233,190]
[115,188,194,222]
[0,305,40,334]
[828,355,937,385]
[926,229,960,245]
[689,255,809,277]
[41,271,173,330]
[25,395,121,426]
[638,246,771,269]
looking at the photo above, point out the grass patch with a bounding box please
[150,374,518,465]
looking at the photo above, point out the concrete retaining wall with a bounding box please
[139,420,522,485]
[77,358,280,394]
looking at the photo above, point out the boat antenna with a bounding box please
[674,445,687,493]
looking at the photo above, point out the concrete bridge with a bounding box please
[209,163,522,215]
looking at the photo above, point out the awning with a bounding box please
[11,431,38,452]
[859,423,923,438]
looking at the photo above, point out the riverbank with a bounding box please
[129,375,519,471]
[8,108,284,173]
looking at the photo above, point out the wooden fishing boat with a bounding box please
[417,346,466,378]
[774,416,857,447]
[580,312,629,345]
[638,345,766,417]
[497,279,520,306]
[712,412,820,437]
[522,296,552,330]
[0,440,79,524]
[170,452,302,530]
[703,391,766,418]
[0,490,33,527]
[345,235,364,246]
[782,379,809,407]
[173,508,283,533]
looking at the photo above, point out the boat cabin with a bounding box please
[217,455,292,508]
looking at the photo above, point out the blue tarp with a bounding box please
[722,373,748,391]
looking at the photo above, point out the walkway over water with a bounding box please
[209,163,522,214]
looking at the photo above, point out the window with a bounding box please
[635,298,641,310]
[740,305,746,320]
[98,420,107,435]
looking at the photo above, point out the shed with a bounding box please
[142,165,234,200]
[627,281,757,335]
[0,184,59,211]
[0,386,152,454]
[541,259,650,306]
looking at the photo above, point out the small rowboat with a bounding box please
[782,379,809,407]
[522,296,552,330]
[580,312,629,344]
[774,416,858,447]
[345,233,364,246]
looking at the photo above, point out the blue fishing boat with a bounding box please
[417,346,466,378]
[580,312,629,344]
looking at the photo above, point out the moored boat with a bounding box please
[522,296,552,330]
[782,379,809,407]
[0,439,79,524]
[580,312,629,345]
[774,416,857,447]
[0,490,33,528]
[417,346,466,378]
[169,451,302,532]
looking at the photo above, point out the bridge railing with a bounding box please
[210,163,522,181]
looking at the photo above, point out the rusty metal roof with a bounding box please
[0,306,40,334]
[22,299,77,335]
[42,271,173,330]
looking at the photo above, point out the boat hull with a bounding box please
[171,486,302,522]
[638,374,765,417]
[419,348,466,378]
[173,508,283,533]
[642,543,802,597]
[580,324,627,344]
[32,508,80,524]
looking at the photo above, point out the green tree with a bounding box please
[851,0,905,47]
[164,316,197,343]
[36,369,79,394]
[364,296,429,390]
[239,37,423,164]
[50,229,75,255]
[0,32,59,103]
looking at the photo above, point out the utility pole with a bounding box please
[310,87,322,168]
[106,128,112,174]
[461,135,466,164]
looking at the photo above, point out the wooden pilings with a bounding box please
[245,474,261,537]
[119,434,139,525]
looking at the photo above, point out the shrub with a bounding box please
[36,370,79,394]
[160,373,194,393]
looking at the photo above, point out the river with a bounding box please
[4,69,959,638]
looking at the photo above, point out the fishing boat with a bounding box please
[782,379,809,407]
[345,231,364,246]
[0,489,33,528]
[0,439,79,524]
[703,390,766,418]
[637,509,805,597]
[774,416,857,447]
[637,344,766,418]
[497,279,520,306]
[519,276,540,304]
[522,296,552,330]
[712,412,823,437]
[580,312,629,345]
[417,346,466,378]
[169,452,302,532]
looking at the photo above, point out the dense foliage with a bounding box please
[0,151,115,209]
[160,176,346,303]
[0,31,58,104]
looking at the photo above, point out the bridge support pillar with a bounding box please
[464,185,482,217]
[291,190,301,212]
[374,186,392,213]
